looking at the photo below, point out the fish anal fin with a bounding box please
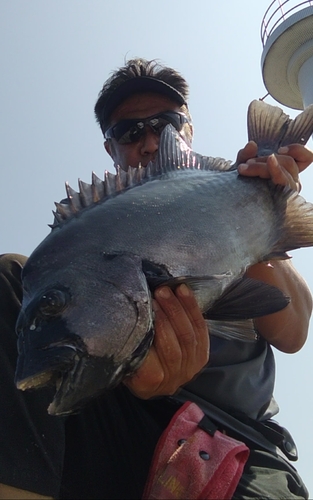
[208,319,258,342]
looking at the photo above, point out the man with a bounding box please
[0,58,312,499]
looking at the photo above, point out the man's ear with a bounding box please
[104,140,113,158]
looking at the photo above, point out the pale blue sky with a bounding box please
[1,0,313,494]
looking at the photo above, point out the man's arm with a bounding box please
[246,260,312,353]
[239,142,313,352]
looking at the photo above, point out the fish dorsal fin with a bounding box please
[248,100,313,156]
[156,125,233,173]
[50,126,233,228]
[51,166,158,228]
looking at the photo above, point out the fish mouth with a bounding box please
[16,331,154,416]
[16,341,119,416]
[46,329,154,416]
[47,352,121,416]
[16,363,79,414]
[15,338,83,391]
[16,316,155,416]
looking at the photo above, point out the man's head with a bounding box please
[94,58,193,170]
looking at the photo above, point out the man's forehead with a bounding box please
[109,92,182,125]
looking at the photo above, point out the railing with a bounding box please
[261,0,313,46]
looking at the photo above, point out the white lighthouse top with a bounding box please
[261,0,313,109]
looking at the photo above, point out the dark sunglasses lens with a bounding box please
[110,120,138,144]
[149,116,172,134]
[160,112,183,131]
[111,112,186,145]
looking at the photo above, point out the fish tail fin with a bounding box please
[247,100,313,156]
[280,105,313,147]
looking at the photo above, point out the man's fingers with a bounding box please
[155,285,209,384]
[152,296,183,372]
[278,144,313,173]
[175,284,209,364]
[266,154,299,190]
[238,153,300,191]
[236,141,258,164]
[237,142,312,193]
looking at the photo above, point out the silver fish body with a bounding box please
[15,100,313,415]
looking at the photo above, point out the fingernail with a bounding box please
[156,287,171,299]
[178,284,190,297]
[278,146,289,154]
[246,158,256,164]
[238,164,248,171]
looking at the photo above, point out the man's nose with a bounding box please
[140,127,159,155]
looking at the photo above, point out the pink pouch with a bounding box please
[142,401,249,500]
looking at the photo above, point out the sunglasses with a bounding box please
[104,111,189,145]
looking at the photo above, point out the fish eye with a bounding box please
[37,289,69,318]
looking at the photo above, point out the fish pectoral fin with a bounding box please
[144,272,233,313]
[262,252,291,261]
[142,260,172,291]
[204,276,290,321]
[142,262,230,294]
[208,319,258,342]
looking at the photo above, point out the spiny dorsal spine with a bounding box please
[49,127,229,229]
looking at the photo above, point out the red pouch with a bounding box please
[143,401,249,500]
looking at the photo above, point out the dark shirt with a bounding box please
[186,335,278,420]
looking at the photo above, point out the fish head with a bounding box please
[15,251,154,415]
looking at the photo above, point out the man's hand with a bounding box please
[123,284,209,399]
[236,141,313,192]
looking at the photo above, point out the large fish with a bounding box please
[15,100,313,416]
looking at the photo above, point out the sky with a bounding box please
[1,0,313,494]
